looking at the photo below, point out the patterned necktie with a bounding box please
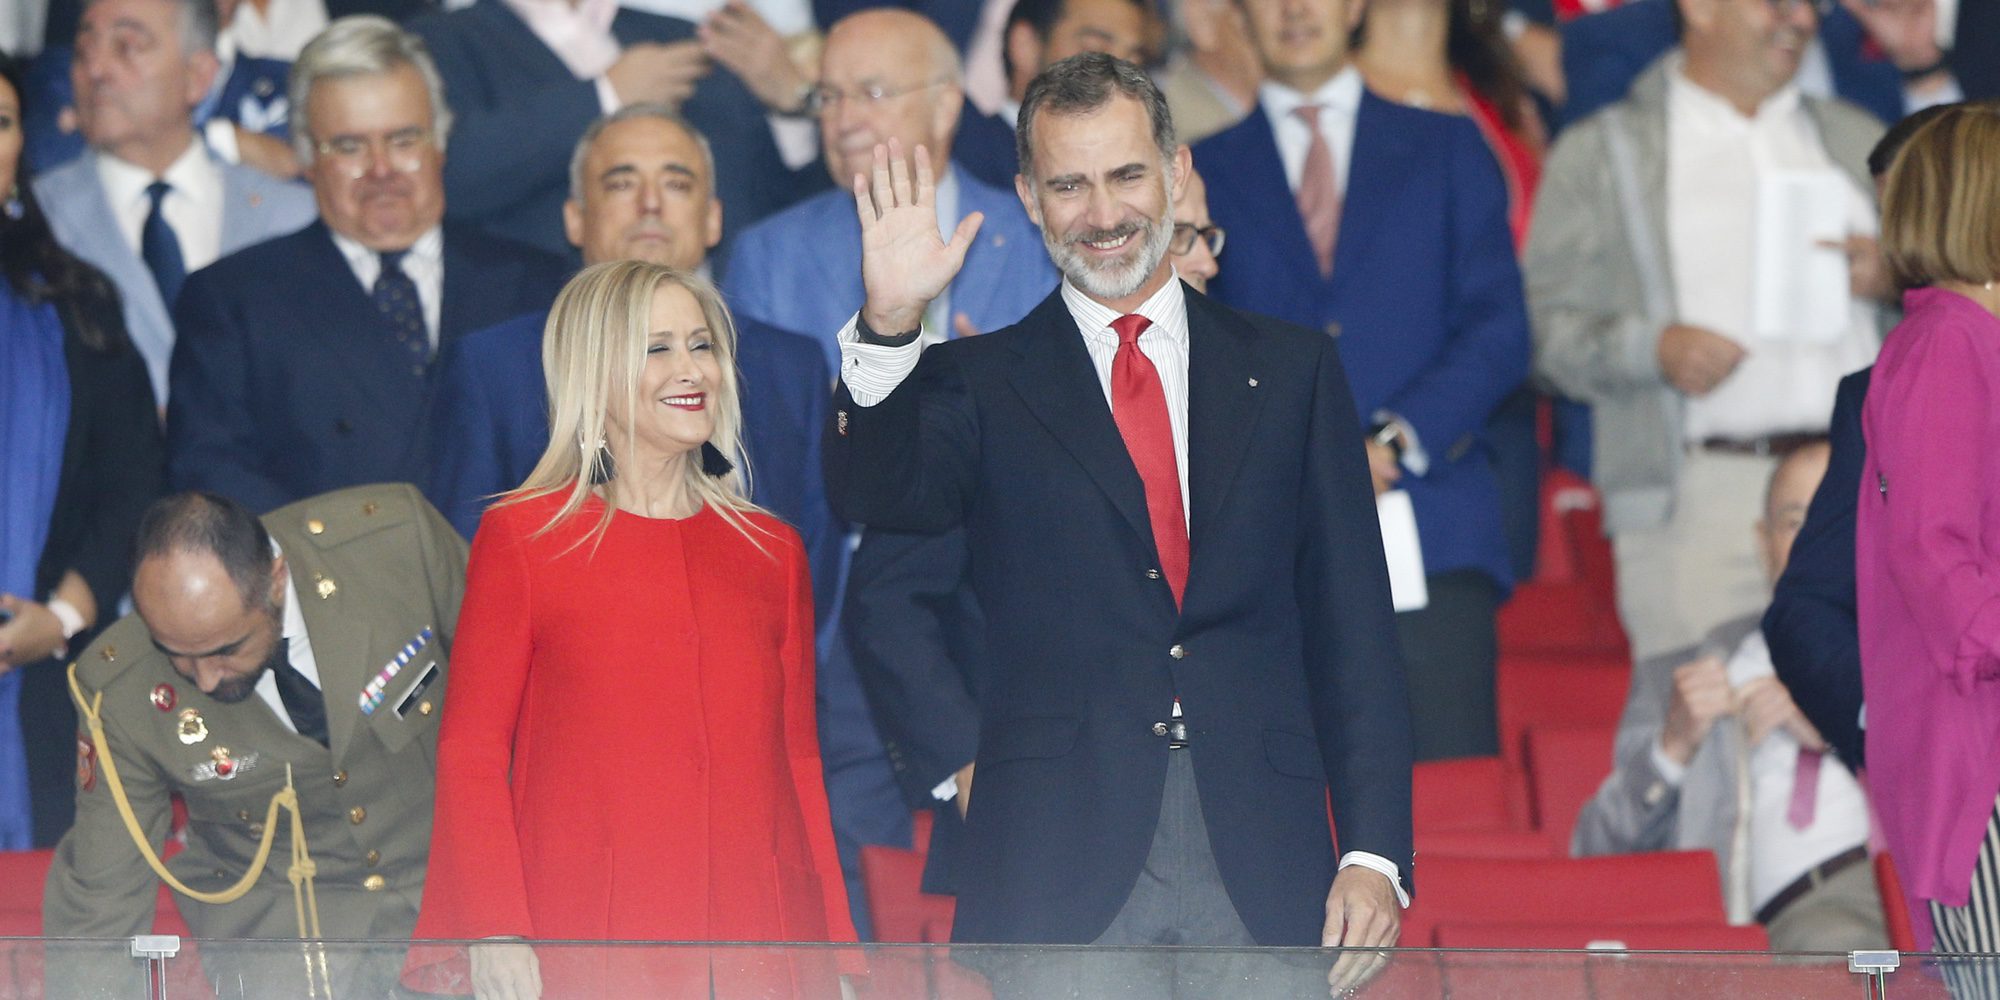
[140,180,186,308]
[1109,314,1188,608]
[1293,105,1341,279]
[272,647,329,747]
[1786,747,1823,830]
[373,249,430,369]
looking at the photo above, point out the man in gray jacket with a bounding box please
[1574,442,1885,951]
[1525,0,1889,663]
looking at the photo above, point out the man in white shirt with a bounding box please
[1575,441,1887,951]
[1526,0,1889,663]
[31,0,314,405]
[165,15,570,514]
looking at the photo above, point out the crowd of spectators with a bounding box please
[3,0,2000,993]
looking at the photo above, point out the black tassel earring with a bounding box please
[700,442,734,477]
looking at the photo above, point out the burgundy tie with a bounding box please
[1293,104,1341,278]
[1787,747,1823,830]
[1109,314,1188,608]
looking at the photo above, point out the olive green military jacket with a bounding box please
[44,483,469,946]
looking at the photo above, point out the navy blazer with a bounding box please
[22,48,293,174]
[723,161,1058,371]
[1193,94,1530,591]
[410,0,804,259]
[1764,366,1870,771]
[1559,2,1904,128]
[826,285,1414,945]
[953,102,1020,191]
[422,309,842,616]
[167,221,572,513]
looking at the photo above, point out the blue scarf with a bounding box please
[0,287,72,848]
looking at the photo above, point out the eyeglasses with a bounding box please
[1762,0,1832,17]
[808,79,951,115]
[313,126,435,179]
[1171,223,1225,258]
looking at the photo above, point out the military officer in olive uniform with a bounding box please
[45,484,467,996]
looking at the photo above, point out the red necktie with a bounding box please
[1110,314,1188,608]
[1293,105,1341,279]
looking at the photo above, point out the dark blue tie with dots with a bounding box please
[140,180,186,308]
[373,250,429,370]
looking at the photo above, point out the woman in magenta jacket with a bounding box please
[1857,103,2000,971]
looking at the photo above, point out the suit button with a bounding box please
[334,419,354,435]
[362,874,386,892]
[331,770,348,787]
[349,806,366,825]
[366,849,381,867]
[1146,569,1161,580]
[1152,722,1170,737]
[305,519,325,535]
[1169,644,1185,660]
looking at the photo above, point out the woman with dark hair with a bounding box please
[1353,0,1545,247]
[0,55,166,847]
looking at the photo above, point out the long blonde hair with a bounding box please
[502,260,770,551]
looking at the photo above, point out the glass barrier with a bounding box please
[9,939,1990,1000]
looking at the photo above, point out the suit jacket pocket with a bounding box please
[979,715,1081,764]
[1263,728,1325,780]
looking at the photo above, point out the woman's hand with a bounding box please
[470,938,542,1000]
[0,595,67,671]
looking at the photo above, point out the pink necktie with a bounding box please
[1109,314,1188,608]
[1293,105,1341,278]
[1786,748,1823,830]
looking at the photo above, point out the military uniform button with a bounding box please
[362,875,386,892]
[248,822,264,835]
[1169,644,1185,660]
[332,770,348,787]
[349,806,367,825]
[306,519,325,535]
[362,502,379,516]
[1152,722,1170,737]
[366,850,381,867]
[1146,569,1162,580]
[236,810,251,822]
[418,701,434,716]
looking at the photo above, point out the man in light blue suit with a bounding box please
[1193,0,1531,765]
[724,8,1056,365]
[33,0,314,406]
[720,9,1056,939]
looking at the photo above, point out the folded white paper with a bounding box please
[1376,489,1429,612]
[1752,169,1853,344]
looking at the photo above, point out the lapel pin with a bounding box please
[316,575,337,599]
[1248,378,1259,388]
[151,684,177,712]
[178,708,209,745]
[248,193,262,208]
[99,645,117,662]
[210,746,236,778]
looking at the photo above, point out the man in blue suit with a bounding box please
[725,7,1057,367]
[827,55,1411,991]
[32,0,314,406]
[1192,0,1531,763]
[407,0,811,260]
[168,17,571,514]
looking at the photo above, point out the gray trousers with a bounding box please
[984,752,1331,999]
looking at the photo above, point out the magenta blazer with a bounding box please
[1858,286,2000,947]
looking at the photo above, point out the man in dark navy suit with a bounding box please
[827,54,1411,993]
[167,16,572,514]
[1192,0,1531,764]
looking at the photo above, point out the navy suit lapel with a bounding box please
[1004,292,1155,551]
[439,229,473,351]
[1235,110,1324,289]
[1333,94,1417,297]
[1185,289,1265,582]
[302,222,394,335]
[478,0,587,81]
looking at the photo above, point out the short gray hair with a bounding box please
[1016,52,1175,176]
[288,16,454,165]
[80,0,218,57]
[567,104,717,202]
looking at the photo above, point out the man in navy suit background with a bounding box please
[953,0,1153,190]
[1193,0,1531,763]
[167,16,571,513]
[827,53,1411,992]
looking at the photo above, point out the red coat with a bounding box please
[408,491,854,996]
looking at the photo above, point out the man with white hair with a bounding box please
[166,15,571,514]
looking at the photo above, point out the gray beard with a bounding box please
[1045,208,1175,302]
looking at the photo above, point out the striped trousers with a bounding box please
[1930,795,2000,998]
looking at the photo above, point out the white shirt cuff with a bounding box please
[46,597,86,640]
[203,117,241,163]
[1337,851,1411,909]
[1650,739,1690,786]
[594,76,622,115]
[931,775,959,802]
[1371,410,1430,477]
[836,311,925,406]
[767,114,818,171]
[1905,74,1964,113]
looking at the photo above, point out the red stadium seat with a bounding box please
[1497,656,1628,771]
[1876,850,1919,953]
[1524,724,1619,850]
[0,850,55,935]
[1416,828,1562,860]
[1435,921,1770,950]
[1401,851,1728,947]
[1413,757,1519,833]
